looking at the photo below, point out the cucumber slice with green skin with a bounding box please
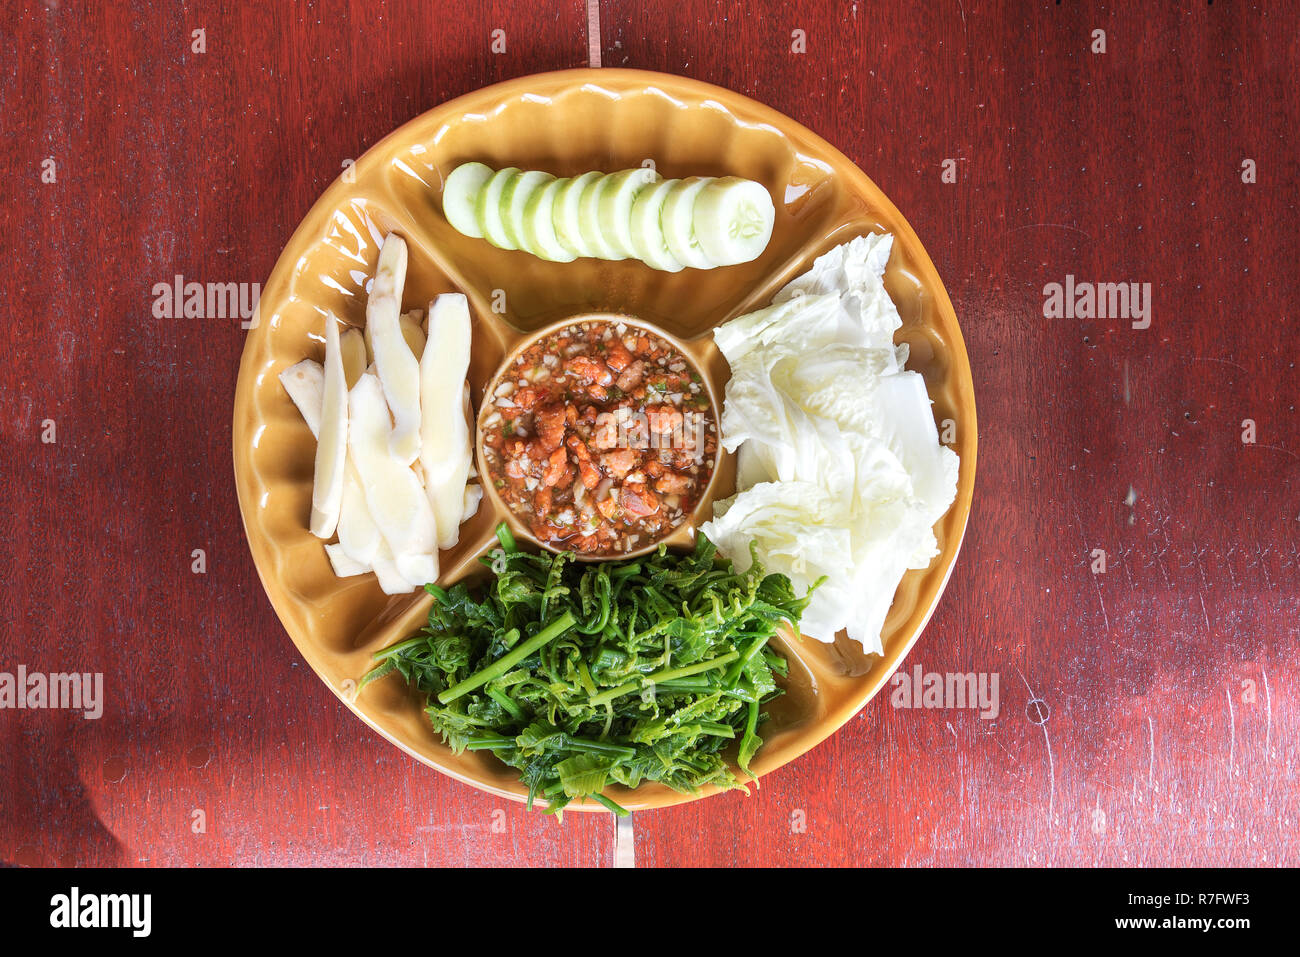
[579,173,627,260]
[477,167,521,249]
[660,177,716,270]
[553,171,601,259]
[442,162,493,239]
[629,177,685,272]
[597,168,661,259]
[521,177,576,262]
[692,177,776,266]
[500,169,554,251]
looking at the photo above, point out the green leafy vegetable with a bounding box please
[362,523,815,815]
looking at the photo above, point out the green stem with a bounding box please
[486,688,525,721]
[357,658,397,692]
[591,793,630,817]
[588,650,739,707]
[724,633,772,687]
[567,737,635,760]
[720,685,759,704]
[371,634,429,660]
[657,676,712,693]
[737,698,761,778]
[438,611,577,704]
[576,660,597,697]
[496,522,517,552]
[465,733,515,751]
[695,721,736,738]
[648,651,739,686]
[576,594,612,635]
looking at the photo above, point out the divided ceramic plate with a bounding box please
[232,68,977,812]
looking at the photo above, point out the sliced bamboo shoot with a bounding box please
[462,483,483,522]
[281,357,384,568]
[461,386,483,520]
[462,383,477,481]
[281,345,427,591]
[419,293,474,549]
[348,373,439,583]
[367,234,422,464]
[340,327,367,389]
[336,464,382,566]
[279,359,324,437]
[400,311,427,357]
[395,552,437,587]
[324,542,369,578]
[371,541,414,594]
[309,313,348,539]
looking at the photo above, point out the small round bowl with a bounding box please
[475,313,725,562]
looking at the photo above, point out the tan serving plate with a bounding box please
[232,69,977,812]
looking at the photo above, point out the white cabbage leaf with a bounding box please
[701,232,959,653]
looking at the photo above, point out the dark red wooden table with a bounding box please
[2,0,1296,867]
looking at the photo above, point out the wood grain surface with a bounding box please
[1,0,1296,867]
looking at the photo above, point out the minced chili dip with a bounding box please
[480,319,717,555]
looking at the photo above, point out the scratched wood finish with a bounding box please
[2,0,1297,868]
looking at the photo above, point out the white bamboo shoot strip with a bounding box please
[279,359,324,437]
[400,311,427,357]
[348,372,439,585]
[419,293,474,549]
[461,383,483,521]
[370,549,414,594]
[462,483,483,522]
[337,469,413,593]
[323,542,368,578]
[367,234,422,464]
[281,357,387,572]
[280,353,421,593]
[309,313,348,539]
[395,552,436,587]
[366,309,423,362]
[340,327,367,389]
[463,383,478,481]
[336,467,382,566]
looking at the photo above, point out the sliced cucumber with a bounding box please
[442,162,493,239]
[456,165,770,268]
[500,169,554,251]
[521,177,576,262]
[476,167,521,249]
[553,171,601,259]
[629,177,685,272]
[660,177,715,270]
[597,168,661,259]
[579,173,627,260]
[692,177,776,266]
